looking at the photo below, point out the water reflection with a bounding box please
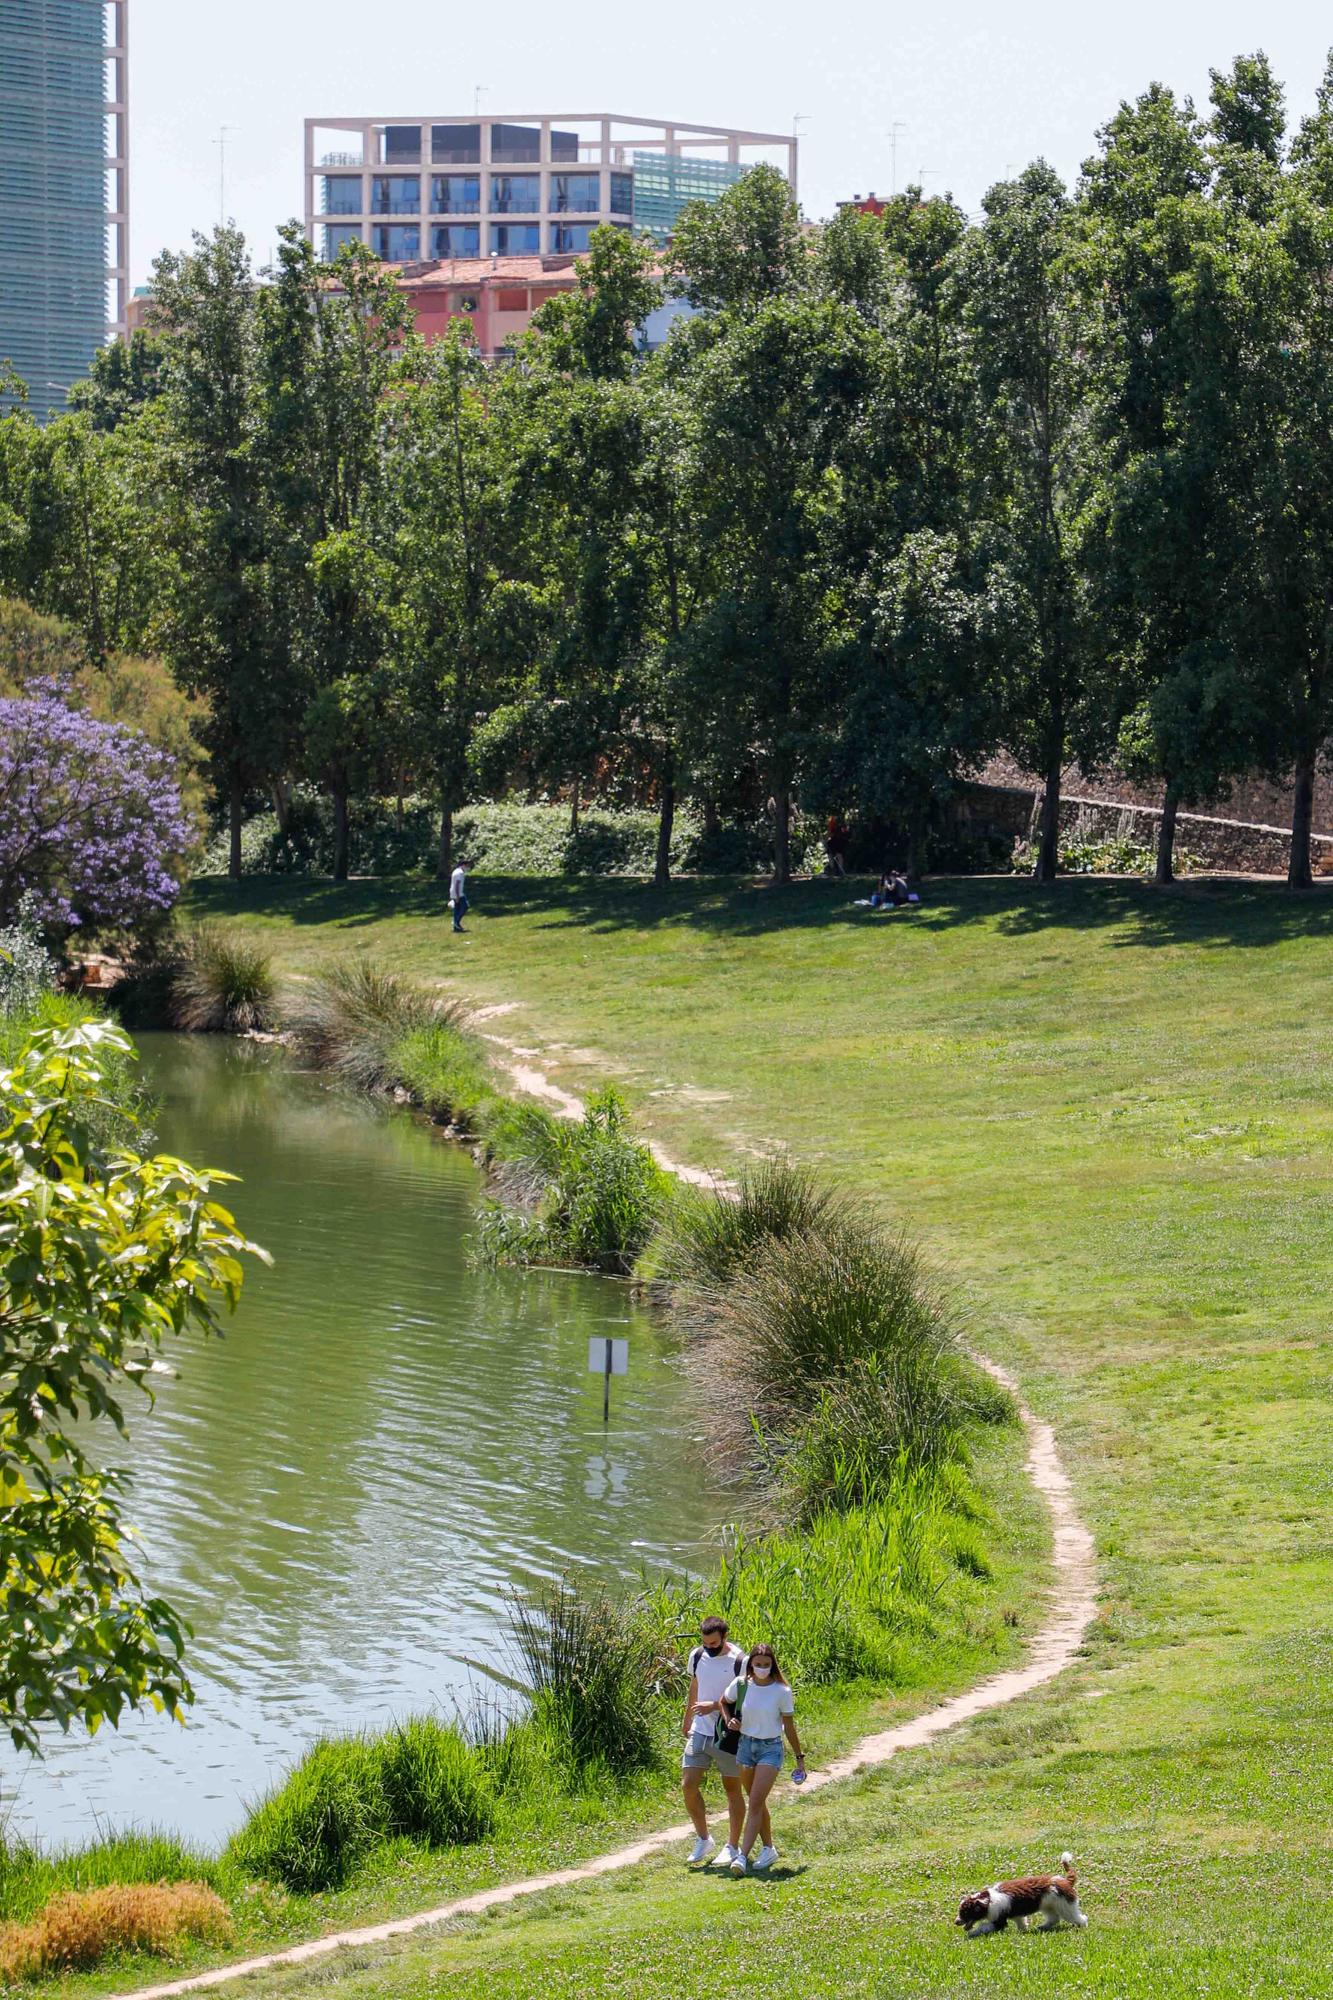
[3,1035,722,1847]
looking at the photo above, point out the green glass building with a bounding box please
[630,152,748,244]
[0,0,129,419]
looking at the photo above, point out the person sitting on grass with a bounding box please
[681,1615,774,1869]
[720,1642,805,1876]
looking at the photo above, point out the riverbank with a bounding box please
[158,870,1333,1997]
[2,965,1046,1993]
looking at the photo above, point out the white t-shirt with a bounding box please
[724,1673,794,1740]
[688,1642,745,1741]
[449,866,467,903]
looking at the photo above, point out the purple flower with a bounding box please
[0,687,193,933]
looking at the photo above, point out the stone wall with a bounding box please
[957,780,1333,875]
[976,751,1333,839]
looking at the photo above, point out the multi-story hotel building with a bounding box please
[303,111,797,265]
[0,0,129,418]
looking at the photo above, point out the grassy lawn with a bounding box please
[173,871,1333,1998]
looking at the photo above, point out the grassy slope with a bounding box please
[176,873,1333,1998]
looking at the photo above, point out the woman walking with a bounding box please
[721,1642,805,1875]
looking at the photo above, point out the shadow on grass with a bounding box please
[189,871,1333,953]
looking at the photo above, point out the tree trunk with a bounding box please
[569,779,580,838]
[1288,748,1316,890]
[1154,783,1180,886]
[1034,753,1062,882]
[331,783,350,884]
[435,802,453,883]
[396,782,405,833]
[228,771,244,882]
[703,794,720,838]
[654,762,675,891]
[270,775,291,835]
[773,785,791,886]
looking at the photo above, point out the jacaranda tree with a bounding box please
[0,687,192,929]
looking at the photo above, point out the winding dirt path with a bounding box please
[114,1050,1096,2000]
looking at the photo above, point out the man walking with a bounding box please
[680,1615,773,1868]
[449,858,470,934]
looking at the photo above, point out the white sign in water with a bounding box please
[588,1337,629,1376]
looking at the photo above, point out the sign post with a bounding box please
[587,1336,629,1421]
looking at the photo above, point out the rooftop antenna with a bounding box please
[474,84,488,115]
[889,120,907,196]
[214,125,235,225]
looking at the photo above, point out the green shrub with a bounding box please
[230,1737,389,1892]
[482,1088,668,1274]
[168,923,277,1033]
[285,959,472,1096]
[511,1577,660,1779]
[376,1717,494,1847]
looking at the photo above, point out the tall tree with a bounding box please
[151,227,287,879]
[967,164,1104,880]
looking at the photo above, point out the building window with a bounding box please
[610,171,633,216]
[549,222,601,254]
[490,122,542,163]
[431,223,480,258]
[431,174,480,215]
[321,224,363,261]
[491,174,540,214]
[432,123,481,163]
[372,223,420,260]
[550,172,601,212]
[372,175,421,215]
[321,175,363,215]
[490,223,540,254]
[381,124,421,164]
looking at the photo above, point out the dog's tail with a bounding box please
[1058,1851,1076,1885]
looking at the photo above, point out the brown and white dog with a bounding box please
[955,1853,1086,1937]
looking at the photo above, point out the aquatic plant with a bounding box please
[229,1737,390,1893]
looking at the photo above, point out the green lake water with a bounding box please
[4,1033,724,1849]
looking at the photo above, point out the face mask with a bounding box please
[703,1639,723,1654]
[751,1664,773,1680]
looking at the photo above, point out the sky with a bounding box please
[127,0,1330,288]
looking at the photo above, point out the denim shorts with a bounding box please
[737,1733,784,1770]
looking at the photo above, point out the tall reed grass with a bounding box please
[285,960,476,1098]
[511,1577,662,1777]
[650,1157,849,1290]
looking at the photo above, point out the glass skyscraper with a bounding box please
[629,154,748,244]
[0,0,129,420]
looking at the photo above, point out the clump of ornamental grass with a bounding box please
[480,1088,669,1274]
[229,1737,390,1894]
[689,1217,970,1481]
[510,1576,661,1779]
[169,922,277,1033]
[376,1717,495,1847]
[0,1881,231,1979]
[388,1020,495,1129]
[646,1156,850,1291]
[284,958,470,1095]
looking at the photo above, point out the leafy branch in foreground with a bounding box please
[0,1019,266,1752]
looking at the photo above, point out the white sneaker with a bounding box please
[754,1844,778,1870]
[717,1843,739,1868]
[729,1852,747,1877]
[689,1834,716,1866]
